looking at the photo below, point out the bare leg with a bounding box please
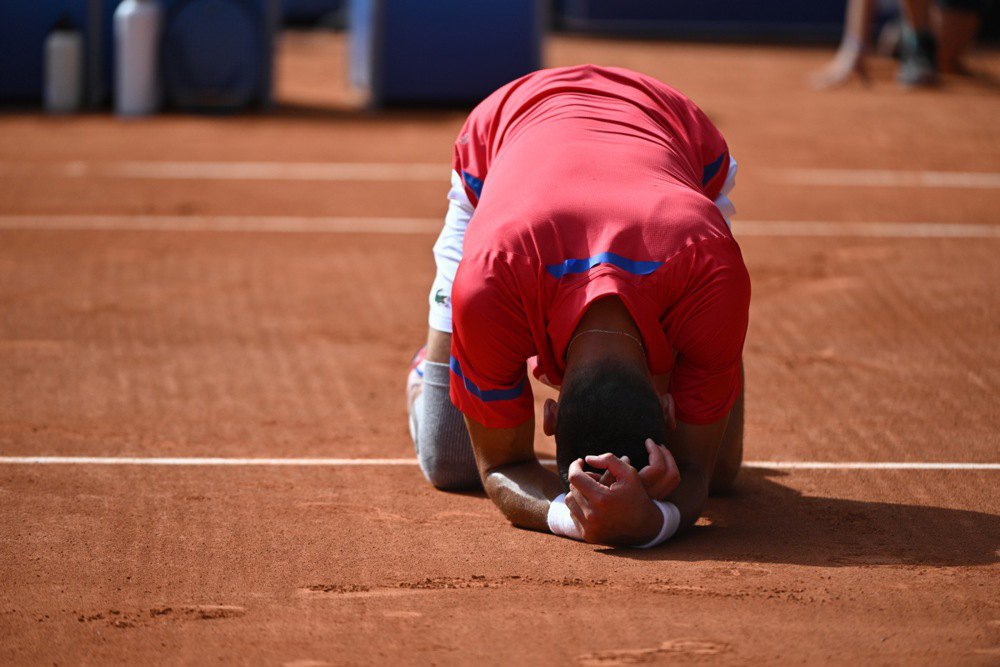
[901,0,933,29]
[426,327,451,364]
[934,6,981,74]
[811,0,876,89]
[408,327,481,490]
[899,0,939,85]
[710,364,744,495]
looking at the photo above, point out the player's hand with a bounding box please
[591,455,631,487]
[638,439,681,500]
[589,445,680,500]
[810,43,869,90]
[565,455,662,546]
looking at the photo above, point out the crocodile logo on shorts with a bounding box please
[434,289,450,307]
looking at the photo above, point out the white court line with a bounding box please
[742,462,1000,470]
[0,457,419,466]
[3,162,999,189]
[103,161,449,181]
[0,456,997,470]
[0,215,997,239]
[768,168,1000,189]
[735,220,1000,239]
[0,161,448,181]
[0,215,442,234]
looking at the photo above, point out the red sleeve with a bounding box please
[449,253,535,428]
[673,98,730,202]
[668,240,750,425]
[452,85,508,207]
[693,109,731,202]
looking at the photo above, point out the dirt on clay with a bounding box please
[1,32,999,665]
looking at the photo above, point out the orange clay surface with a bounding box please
[1,32,999,665]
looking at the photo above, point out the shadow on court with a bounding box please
[602,468,1000,567]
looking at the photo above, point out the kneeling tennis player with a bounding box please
[407,65,750,548]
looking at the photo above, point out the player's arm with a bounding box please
[451,312,561,531]
[448,251,563,531]
[664,236,750,522]
[661,416,729,529]
[465,416,564,532]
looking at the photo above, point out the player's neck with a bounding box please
[564,296,648,376]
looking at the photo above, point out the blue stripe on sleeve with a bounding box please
[462,171,484,199]
[545,252,663,279]
[450,356,526,403]
[702,153,726,186]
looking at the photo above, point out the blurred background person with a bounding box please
[899,0,987,83]
[812,0,880,88]
[813,0,988,87]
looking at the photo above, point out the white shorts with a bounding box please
[427,157,739,334]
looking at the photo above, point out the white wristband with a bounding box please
[547,493,583,541]
[635,500,681,549]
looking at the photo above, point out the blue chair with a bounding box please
[350,0,545,106]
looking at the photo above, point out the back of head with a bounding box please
[554,359,666,486]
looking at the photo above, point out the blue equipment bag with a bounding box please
[350,0,544,106]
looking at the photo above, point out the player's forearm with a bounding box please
[483,460,565,531]
[464,415,564,532]
[662,418,727,530]
[665,465,711,530]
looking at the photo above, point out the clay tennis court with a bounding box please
[2,32,999,664]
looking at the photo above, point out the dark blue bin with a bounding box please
[561,0,846,41]
[160,0,280,111]
[283,0,344,24]
[0,0,279,110]
[350,0,544,106]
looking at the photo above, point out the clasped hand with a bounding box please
[564,439,681,546]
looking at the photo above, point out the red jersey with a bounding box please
[449,65,750,429]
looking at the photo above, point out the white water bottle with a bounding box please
[114,0,162,117]
[44,16,84,114]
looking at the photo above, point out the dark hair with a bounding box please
[554,359,667,487]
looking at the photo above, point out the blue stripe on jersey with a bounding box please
[462,171,484,199]
[545,252,663,279]
[450,356,527,402]
[702,153,726,186]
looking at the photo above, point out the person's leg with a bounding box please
[811,0,875,89]
[902,0,934,29]
[899,0,940,85]
[409,327,481,490]
[709,363,744,495]
[934,3,982,73]
[425,325,451,362]
[406,166,481,491]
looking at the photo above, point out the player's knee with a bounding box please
[414,358,481,491]
[418,450,481,491]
